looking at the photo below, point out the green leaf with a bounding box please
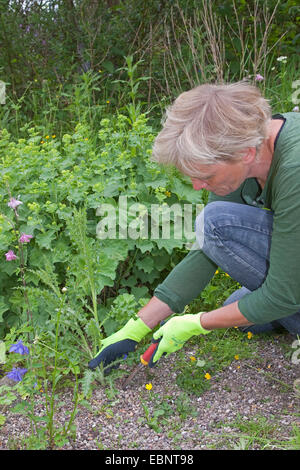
[102,60,114,73]
[0,297,9,322]
[35,230,57,249]
[131,286,149,300]
[136,257,154,274]
[0,414,6,426]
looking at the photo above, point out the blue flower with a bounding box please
[6,367,28,382]
[9,340,29,355]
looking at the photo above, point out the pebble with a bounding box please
[1,337,299,450]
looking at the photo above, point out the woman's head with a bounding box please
[152,81,272,177]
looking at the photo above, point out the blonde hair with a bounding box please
[152,81,272,177]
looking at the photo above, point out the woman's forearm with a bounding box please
[138,296,173,329]
[200,301,253,330]
[138,296,253,331]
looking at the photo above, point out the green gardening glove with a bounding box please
[151,312,210,364]
[88,317,151,373]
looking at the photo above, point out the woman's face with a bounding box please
[190,159,250,196]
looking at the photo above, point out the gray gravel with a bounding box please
[0,333,299,450]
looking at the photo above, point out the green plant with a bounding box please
[174,327,257,395]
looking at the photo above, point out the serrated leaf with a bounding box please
[35,229,57,249]
[136,257,154,274]
[131,286,149,300]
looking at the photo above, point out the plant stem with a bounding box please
[48,298,63,448]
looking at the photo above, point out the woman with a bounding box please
[89,81,300,372]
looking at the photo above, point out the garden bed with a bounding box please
[1,332,299,450]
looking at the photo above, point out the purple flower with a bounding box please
[19,233,33,243]
[255,74,264,82]
[7,198,22,209]
[5,250,17,261]
[9,340,29,355]
[6,367,28,382]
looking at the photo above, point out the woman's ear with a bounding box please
[242,147,257,164]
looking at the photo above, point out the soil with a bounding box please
[0,332,299,450]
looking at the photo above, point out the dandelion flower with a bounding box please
[145,383,152,390]
[190,356,196,362]
[247,331,253,339]
[215,270,219,275]
[204,373,211,380]
[234,355,239,360]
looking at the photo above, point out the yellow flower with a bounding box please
[165,191,171,197]
[215,270,219,275]
[234,355,239,360]
[106,100,110,104]
[247,332,253,339]
[52,134,56,138]
[190,356,196,362]
[41,140,44,144]
[46,135,50,139]
[204,373,211,380]
[145,383,152,390]
[225,273,230,277]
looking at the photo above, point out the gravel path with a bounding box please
[0,333,299,450]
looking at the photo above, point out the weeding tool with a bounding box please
[121,338,160,389]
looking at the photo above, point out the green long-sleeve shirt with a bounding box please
[154,112,300,324]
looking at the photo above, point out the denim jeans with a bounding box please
[201,201,300,336]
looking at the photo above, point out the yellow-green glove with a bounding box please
[151,313,210,364]
[88,317,151,373]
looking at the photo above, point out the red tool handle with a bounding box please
[140,341,159,366]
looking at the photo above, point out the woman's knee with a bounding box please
[195,201,230,253]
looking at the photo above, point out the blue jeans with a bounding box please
[201,201,300,336]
